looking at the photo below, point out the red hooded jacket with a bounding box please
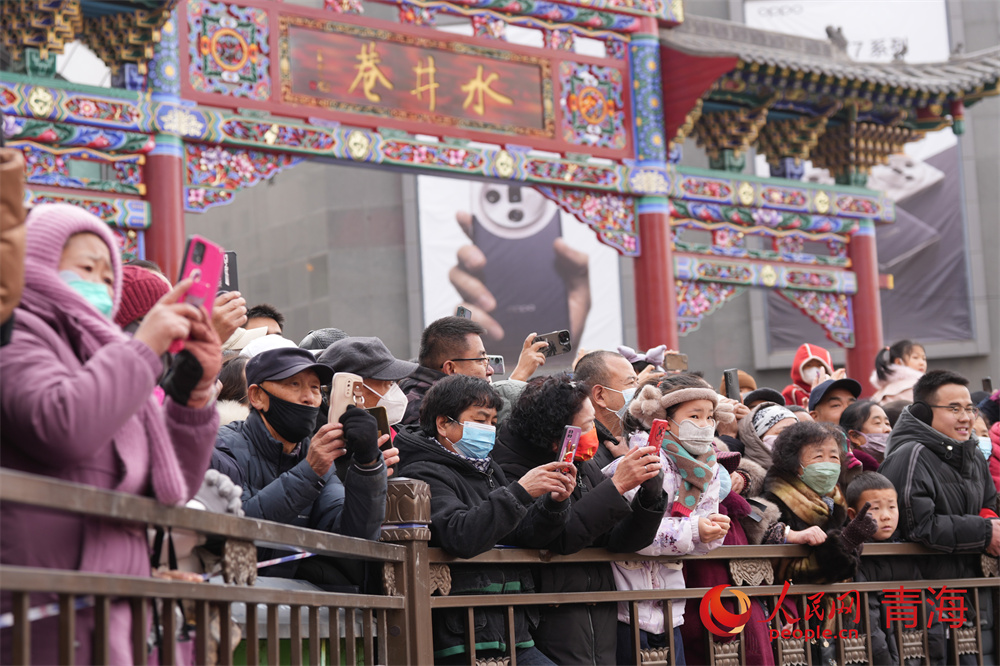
[781,343,834,408]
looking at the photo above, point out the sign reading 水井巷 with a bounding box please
[279,16,554,138]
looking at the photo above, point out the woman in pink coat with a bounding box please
[1,204,222,664]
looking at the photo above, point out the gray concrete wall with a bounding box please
[185,161,415,358]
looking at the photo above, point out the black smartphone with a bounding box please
[723,368,741,402]
[984,377,994,394]
[218,251,238,294]
[472,183,570,363]
[533,330,572,358]
[456,306,472,319]
[366,406,391,439]
[488,355,505,376]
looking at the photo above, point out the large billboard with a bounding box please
[416,175,624,371]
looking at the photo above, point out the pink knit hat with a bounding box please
[25,203,123,317]
[115,264,169,328]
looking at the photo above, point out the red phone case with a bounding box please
[649,419,670,449]
[169,235,225,354]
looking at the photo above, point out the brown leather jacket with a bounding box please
[0,148,26,328]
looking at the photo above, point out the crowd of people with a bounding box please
[0,185,998,665]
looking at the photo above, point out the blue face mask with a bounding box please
[978,436,992,461]
[718,467,732,500]
[603,385,638,420]
[59,270,113,318]
[449,420,496,459]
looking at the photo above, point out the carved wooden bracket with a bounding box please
[729,558,775,586]
[222,539,257,586]
[430,564,452,596]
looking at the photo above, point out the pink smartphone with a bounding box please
[556,425,582,466]
[169,235,225,353]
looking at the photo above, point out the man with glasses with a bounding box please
[400,316,546,426]
[880,369,999,665]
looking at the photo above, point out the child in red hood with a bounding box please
[782,343,834,408]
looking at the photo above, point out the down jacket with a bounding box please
[492,424,666,665]
[212,411,387,579]
[394,425,572,660]
[879,407,997,664]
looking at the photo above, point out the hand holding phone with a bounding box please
[533,330,572,358]
[329,372,364,426]
[170,236,225,354]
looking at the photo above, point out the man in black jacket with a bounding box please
[395,375,576,664]
[880,369,1000,665]
[212,348,387,585]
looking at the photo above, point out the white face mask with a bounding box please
[365,382,408,426]
[801,367,821,385]
[669,418,715,455]
[762,434,778,452]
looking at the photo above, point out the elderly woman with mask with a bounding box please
[1,204,222,664]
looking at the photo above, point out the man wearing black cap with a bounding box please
[212,348,387,579]
[319,337,417,429]
[808,378,861,425]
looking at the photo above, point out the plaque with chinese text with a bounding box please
[279,16,555,139]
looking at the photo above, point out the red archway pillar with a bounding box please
[634,198,679,350]
[629,18,679,350]
[845,220,883,396]
[145,133,186,280]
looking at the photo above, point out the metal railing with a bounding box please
[0,469,408,665]
[1,469,998,666]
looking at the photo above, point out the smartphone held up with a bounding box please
[169,235,225,354]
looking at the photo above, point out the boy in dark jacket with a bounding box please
[847,472,945,665]
[395,375,576,664]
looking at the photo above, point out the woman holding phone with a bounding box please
[493,374,667,666]
[0,204,222,664]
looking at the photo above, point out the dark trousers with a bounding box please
[616,621,686,665]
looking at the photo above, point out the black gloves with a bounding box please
[841,501,878,552]
[160,350,202,406]
[340,405,380,465]
[638,470,665,506]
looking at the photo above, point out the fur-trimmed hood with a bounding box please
[217,400,250,427]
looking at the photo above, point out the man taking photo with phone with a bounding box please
[211,347,387,587]
[400,316,549,426]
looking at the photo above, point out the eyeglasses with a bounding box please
[447,356,491,368]
[928,404,979,418]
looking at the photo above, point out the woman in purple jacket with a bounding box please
[0,204,222,664]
